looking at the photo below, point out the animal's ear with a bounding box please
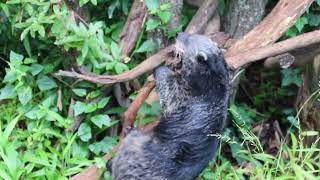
[196,51,207,62]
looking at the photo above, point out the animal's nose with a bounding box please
[176,32,190,43]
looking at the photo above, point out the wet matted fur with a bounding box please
[110,33,230,180]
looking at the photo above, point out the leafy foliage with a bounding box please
[0,0,319,179]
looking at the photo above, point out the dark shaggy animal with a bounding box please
[109,33,229,180]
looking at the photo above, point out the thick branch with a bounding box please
[120,0,147,60]
[185,0,219,34]
[226,30,320,69]
[226,0,314,56]
[264,44,320,68]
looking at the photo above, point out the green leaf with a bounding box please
[0,3,10,16]
[36,76,57,91]
[108,0,120,18]
[29,64,44,75]
[90,0,97,5]
[90,114,111,128]
[157,11,171,24]
[97,97,110,108]
[135,40,156,53]
[23,38,32,57]
[281,68,302,87]
[0,84,17,100]
[110,41,121,60]
[114,62,129,74]
[10,51,24,63]
[74,101,87,116]
[159,3,171,11]
[285,27,298,37]
[25,106,39,119]
[79,0,90,6]
[17,86,32,105]
[145,0,159,11]
[3,70,17,83]
[307,13,320,27]
[287,116,299,128]
[24,58,37,64]
[295,16,308,32]
[78,123,92,142]
[72,88,87,97]
[146,19,160,31]
[81,40,89,58]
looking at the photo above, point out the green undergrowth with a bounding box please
[0,0,320,179]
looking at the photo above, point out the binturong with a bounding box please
[109,32,230,180]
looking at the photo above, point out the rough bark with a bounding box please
[120,0,148,60]
[226,0,314,56]
[296,55,320,145]
[221,0,268,102]
[264,44,320,68]
[226,30,320,69]
[185,0,219,34]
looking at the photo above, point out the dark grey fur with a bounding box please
[110,33,229,180]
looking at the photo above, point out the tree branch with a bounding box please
[120,0,148,60]
[226,30,320,69]
[185,0,219,34]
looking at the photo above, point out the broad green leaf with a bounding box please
[281,68,302,87]
[90,114,111,128]
[159,3,171,11]
[17,86,32,105]
[20,28,30,41]
[295,16,308,32]
[97,97,110,108]
[10,51,24,63]
[0,3,10,16]
[78,123,92,142]
[146,19,160,31]
[110,41,121,60]
[72,89,87,97]
[74,101,87,116]
[29,64,44,75]
[25,106,39,119]
[114,62,129,74]
[100,136,116,153]
[135,40,156,53]
[36,76,57,91]
[145,0,159,11]
[286,27,298,37]
[24,57,37,64]
[3,71,17,83]
[90,0,97,5]
[157,11,171,24]
[0,84,17,100]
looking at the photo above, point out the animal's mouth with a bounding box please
[168,41,185,72]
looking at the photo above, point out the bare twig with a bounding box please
[56,45,174,84]
[120,76,156,139]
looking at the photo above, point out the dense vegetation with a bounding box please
[0,0,319,179]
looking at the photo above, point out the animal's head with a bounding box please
[173,32,229,93]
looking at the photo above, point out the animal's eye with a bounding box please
[196,51,207,62]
